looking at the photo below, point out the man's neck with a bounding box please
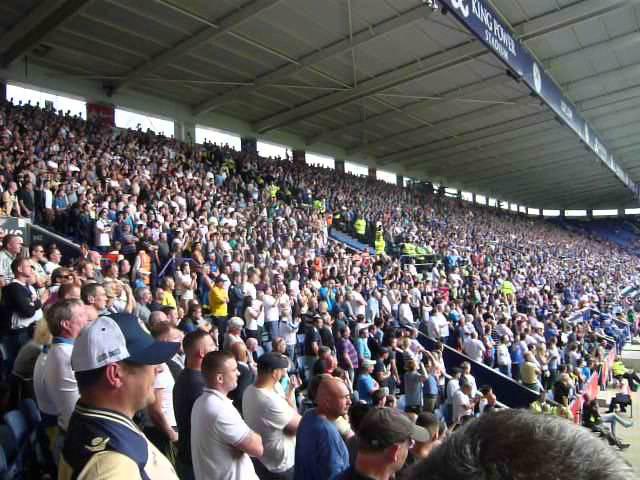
[80,393,137,420]
[254,376,276,390]
[56,331,74,341]
[185,358,202,371]
[353,454,393,480]
[316,409,339,423]
[208,384,230,396]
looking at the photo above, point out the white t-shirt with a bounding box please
[462,373,478,398]
[462,338,485,364]
[191,388,258,480]
[399,303,414,325]
[242,385,296,473]
[95,219,111,247]
[452,389,473,423]
[244,301,263,331]
[33,341,79,430]
[435,313,450,338]
[263,295,279,323]
[243,282,257,301]
[146,363,176,428]
[349,291,366,317]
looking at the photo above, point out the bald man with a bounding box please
[294,377,351,480]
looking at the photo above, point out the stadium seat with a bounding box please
[19,398,41,430]
[0,425,17,480]
[0,446,7,480]
[19,398,56,478]
[2,411,28,448]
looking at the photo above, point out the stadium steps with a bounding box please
[328,229,376,255]
[418,334,539,409]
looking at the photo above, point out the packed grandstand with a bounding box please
[0,94,637,479]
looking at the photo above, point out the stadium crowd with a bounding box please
[0,98,638,479]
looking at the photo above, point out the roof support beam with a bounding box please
[564,61,640,97]
[545,31,640,72]
[454,138,640,189]
[327,1,640,155]
[308,73,510,146]
[252,0,634,134]
[469,136,640,191]
[515,181,626,206]
[193,5,431,116]
[397,93,640,174]
[111,0,282,94]
[0,0,93,67]
[513,0,637,38]
[415,104,640,177]
[421,117,640,181]
[377,98,545,165]
[516,176,620,200]
[383,57,640,167]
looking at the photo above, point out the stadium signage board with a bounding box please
[437,0,638,197]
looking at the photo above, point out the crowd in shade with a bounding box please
[0,98,638,480]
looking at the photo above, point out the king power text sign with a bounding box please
[438,0,638,197]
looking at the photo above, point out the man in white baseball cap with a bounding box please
[58,313,180,480]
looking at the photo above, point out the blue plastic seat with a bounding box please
[3,411,28,447]
[19,399,41,430]
[0,425,17,480]
[0,445,8,480]
[0,425,15,464]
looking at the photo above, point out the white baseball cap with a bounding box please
[72,314,179,372]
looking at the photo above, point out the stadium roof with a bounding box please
[1,0,640,209]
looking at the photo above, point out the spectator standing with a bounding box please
[294,376,351,480]
[404,358,428,413]
[58,315,180,479]
[521,351,541,392]
[173,329,217,480]
[451,382,477,425]
[144,325,180,460]
[1,256,46,376]
[462,331,485,364]
[191,351,263,480]
[335,407,430,480]
[243,352,301,480]
[357,359,379,404]
[94,209,112,252]
[336,326,358,383]
[0,234,24,286]
[33,300,90,458]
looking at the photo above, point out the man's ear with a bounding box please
[105,363,125,388]
[389,443,403,463]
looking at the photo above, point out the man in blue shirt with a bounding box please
[294,376,351,480]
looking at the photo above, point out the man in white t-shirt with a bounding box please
[262,287,280,341]
[398,293,414,326]
[433,304,450,342]
[349,286,366,318]
[145,324,179,455]
[243,352,301,479]
[462,331,486,364]
[243,269,258,301]
[191,351,263,480]
[452,382,477,425]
